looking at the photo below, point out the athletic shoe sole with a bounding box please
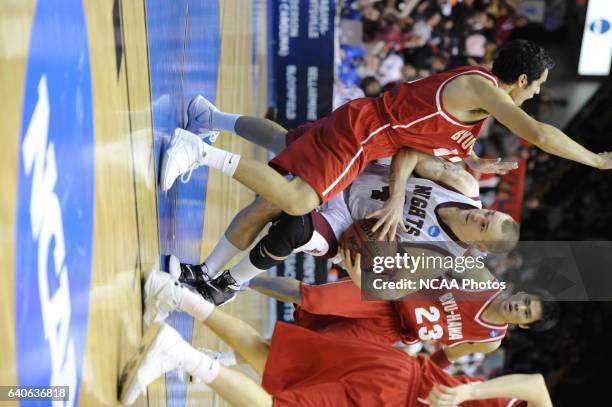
[119,323,165,405]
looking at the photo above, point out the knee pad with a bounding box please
[263,213,314,257]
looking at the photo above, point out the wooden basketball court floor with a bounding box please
[0,0,269,406]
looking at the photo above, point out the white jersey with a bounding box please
[347,164,482,258]
[295,164,483,260]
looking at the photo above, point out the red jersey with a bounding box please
[270,66,499,202]
[394,277,508,346]
[264,322,524,407]
[375,65,499,163]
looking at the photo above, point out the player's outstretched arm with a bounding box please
[249,276,302,305]
[427,374,553,407]
[413,153,480,197]
[465,151,519,175]
[367,148,419,240]
[442,340,501,363]
[470,76,608,169]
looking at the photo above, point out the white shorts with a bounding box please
[294,192,353,263]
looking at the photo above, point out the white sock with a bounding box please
[183,346,221,384]
[201,143,241,177]
[178,287,215,322]
[229,254,268,285]
[211,110,242,133]
[196,348,238,367]
[205,235,243,276]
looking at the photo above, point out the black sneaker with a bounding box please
[196,271,240,306]
[196,270,244,306]
[195,283,237,306]
[212,270,242,291]
[167,255,211,287]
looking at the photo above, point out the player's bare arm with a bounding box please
[460,75,611,169]
[368,149,487,240]
[465,151,519,175]
[413,152,480,197]
[427,373,553,407]
[367,148,418,240]
[249,276,302,305]
[442,339,501,363]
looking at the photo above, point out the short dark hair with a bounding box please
[529,288,560,332]
[492,40,555,85]
[359,76,382,97]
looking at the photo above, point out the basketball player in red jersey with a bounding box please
[119,271,553,407]
[160,39,612,243]
[246,254,557,368]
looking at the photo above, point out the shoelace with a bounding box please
[179,148,208,184]
[179,132,216,184]
[180,164,198,184]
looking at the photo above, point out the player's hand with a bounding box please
[597,151,612,169]
[426,384,472,407]
[365,197,407,241]
[467,156,518,175]
[340,248,362,287]
[341,248,361,273]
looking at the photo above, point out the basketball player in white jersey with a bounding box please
[171,150,519,305]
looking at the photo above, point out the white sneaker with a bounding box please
[160,128,208,191]
[119,323,187,405]
[143,271,184,327]
[186,95,219,134]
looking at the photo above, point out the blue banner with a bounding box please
[271,0,335,128]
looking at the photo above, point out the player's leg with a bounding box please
[160,128,319,216]
[186,94,287,154]
[234,116,287,154]
[193,213,315,305]
[249,276,302,304]
[171,197,283,286]
[119,323,272,407]
[233,160,320,215]
[209,368,273,407]
[144,272,270,373]
[203,307,270,374]
[225,197,282,250]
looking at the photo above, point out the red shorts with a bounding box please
[263,322,422,407]
[294,279,403,346]
[269,98,396,203]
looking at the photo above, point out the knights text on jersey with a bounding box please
[372,65,499,163]
[347,164,482,258]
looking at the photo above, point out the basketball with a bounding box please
[340,219,396,272]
